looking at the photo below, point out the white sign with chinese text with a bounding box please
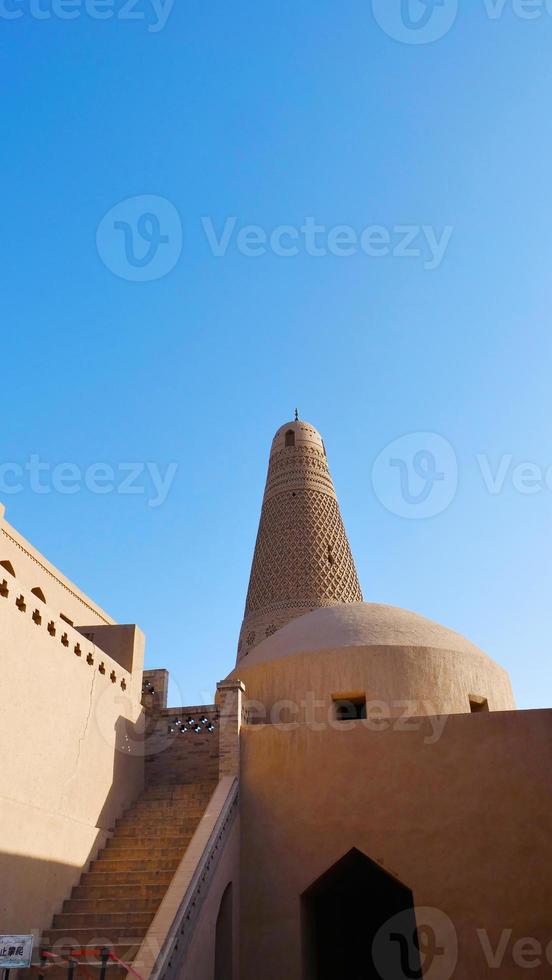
[0,936,34,968]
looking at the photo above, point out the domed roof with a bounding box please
[235,602,486,671]
[270,419,324,453]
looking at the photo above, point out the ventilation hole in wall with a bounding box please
[469,695,489,713]
[333,694,367,722]
[60,613,74,626]
[16,595,26,612]
[0,560,15,577]
[110,670,116,683]
[0,579,8,598]
[31,587,46,603]
[47,621,56,637]
[32,609,42,626]
[327,543,334,565]
[98,661,106,674]
[74,643,82,657]
[61,633,69,647]
[120,678,127,690]
[86,653,94,665]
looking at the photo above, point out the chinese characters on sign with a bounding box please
[0,936,34,969]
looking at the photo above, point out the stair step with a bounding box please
[106,833,190,849]
[115,807,205,837]
[141,783,216,800]
[63,897,159,914]
[112,826,195,840]
[43,927,147,945]
[90,856,180,873]
[82,869,174,887]
[53,911,153,930]
[102,844,188,860]
[126,798,212,813]
[73,881,169,901]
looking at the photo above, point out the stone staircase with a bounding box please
[36,782,216,978]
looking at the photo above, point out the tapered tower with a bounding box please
[237,418,363,662]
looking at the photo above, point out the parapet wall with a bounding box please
[0,552,145,935]
[144,704,220,786]
[1,512,114,628]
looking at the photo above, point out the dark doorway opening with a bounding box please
[214,882,233,980]
[302,848,421,980]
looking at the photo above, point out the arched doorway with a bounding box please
[214,882,233,980]
[302,848,421,980]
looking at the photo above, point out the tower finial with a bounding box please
[294,408,299,421]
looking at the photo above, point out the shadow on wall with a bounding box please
[0,711,145,937]
[0,853,85,940]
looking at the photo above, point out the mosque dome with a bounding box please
[229,602,516,719]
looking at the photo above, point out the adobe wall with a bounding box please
[239,708,552,979]
[0,564,145,935]
[178,817,240,980]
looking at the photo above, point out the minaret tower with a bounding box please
[237,416,363,662]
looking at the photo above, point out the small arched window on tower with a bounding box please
[285,430,295,448]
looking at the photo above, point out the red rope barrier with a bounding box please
[40,949,96,980]
[107,950,144,980]
[38,947,143,980]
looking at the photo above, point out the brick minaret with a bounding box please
[237,418,363,662]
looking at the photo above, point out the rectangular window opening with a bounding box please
[469,695,489,713]
[333,692,367,722]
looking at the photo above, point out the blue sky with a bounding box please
[2,0,552,709]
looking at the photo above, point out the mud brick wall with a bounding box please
[144,704,219,786]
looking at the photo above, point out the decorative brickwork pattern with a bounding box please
[237,420,362,661]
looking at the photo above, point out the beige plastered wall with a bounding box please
[239,708,552,980]
[177,816,240,980]
[0,540,145,934]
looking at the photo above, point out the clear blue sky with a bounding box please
[2,0,552,709]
